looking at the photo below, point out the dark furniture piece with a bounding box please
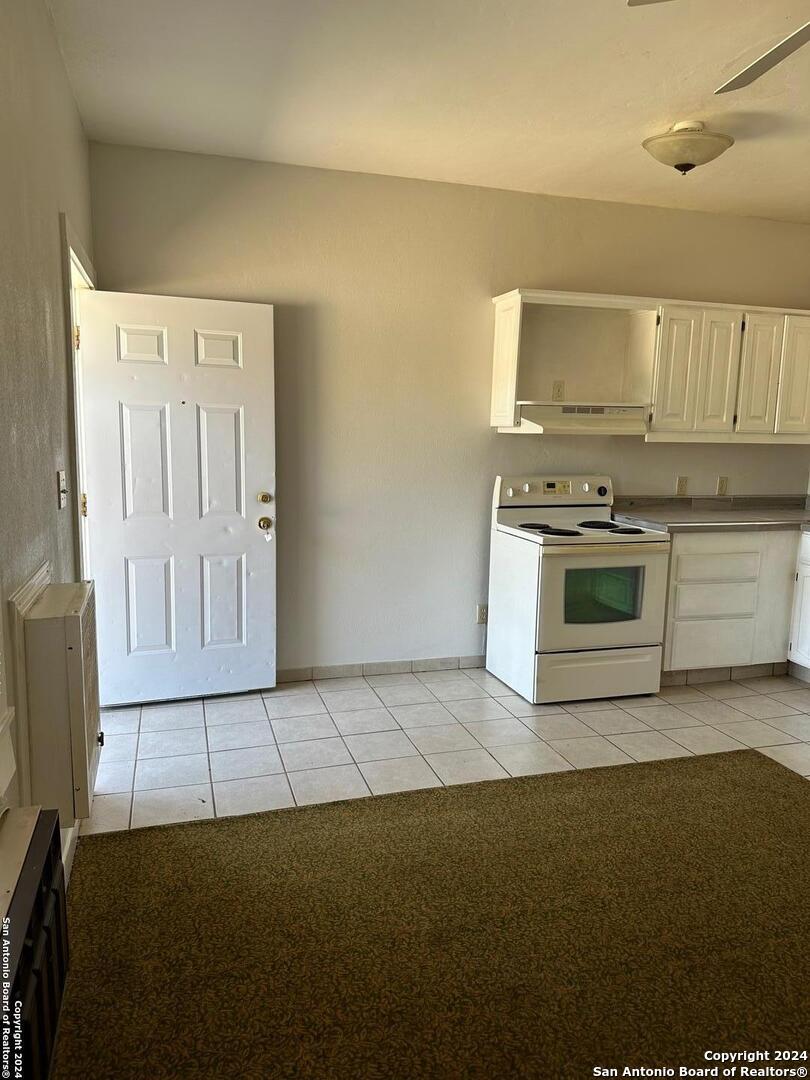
[5,810,69,1080]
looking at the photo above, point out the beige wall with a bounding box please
[89,143,810,669]
[0,1,92,784]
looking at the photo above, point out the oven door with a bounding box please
[536,542,670,653]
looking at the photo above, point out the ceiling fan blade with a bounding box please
[627,1,677,6]
[716,20,810,93]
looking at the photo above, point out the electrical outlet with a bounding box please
[716,475,729,496]
[476,604,488,625]
[552,381,565,402]
[675,475,688,497]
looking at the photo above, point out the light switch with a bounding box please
[57,469,68,510]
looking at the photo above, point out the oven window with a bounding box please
[564,566,644,623]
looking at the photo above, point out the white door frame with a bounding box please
[59,212,96,579]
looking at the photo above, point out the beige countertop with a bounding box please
[614,502,810,533]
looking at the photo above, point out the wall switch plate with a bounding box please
[476,604,488,625]
[56,469,68,510]
[716,476,729,496]
[675,476,688,497]
[552,381,565,402]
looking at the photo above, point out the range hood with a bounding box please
[498,403,649,436]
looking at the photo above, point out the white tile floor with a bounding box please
[83,669,810,834]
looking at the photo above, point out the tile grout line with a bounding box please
[270,689,302,807]
[331,681,376,798]
[127,706,141,829]
[203,698,218,820]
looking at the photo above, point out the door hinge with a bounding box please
[656,314,661,326]
[74,325,80,350]
[796,572,800,581]
[733,414,738,425]
[741,319,746,332]
[80,493,88,517]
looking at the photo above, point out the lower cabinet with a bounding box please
[788,533,810,668]
[664,530,799,671]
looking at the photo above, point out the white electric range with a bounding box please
[486,475,671,704]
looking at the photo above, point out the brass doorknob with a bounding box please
[258,516,273,531]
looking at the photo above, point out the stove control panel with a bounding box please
[495,475,613,507]
[542,480,571,495]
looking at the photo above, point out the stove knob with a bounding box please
[521,483,531,494]
[582,482,590,493]
[506,487,515,498]
[597,485,608,497]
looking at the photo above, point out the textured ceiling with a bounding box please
[48,0,810,222]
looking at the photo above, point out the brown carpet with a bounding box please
[53,751,809,1080]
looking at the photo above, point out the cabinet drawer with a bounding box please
[674,552,760,583]
[674,581,757,619]
[669,618,755,670]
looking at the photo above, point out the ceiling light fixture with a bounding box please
[642,120,734,175]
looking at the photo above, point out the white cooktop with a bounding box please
[495,507,667,545]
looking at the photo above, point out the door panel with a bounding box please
[197,405,245,517]
[202,554,246,649]
[125,556,175,654]
[735,314,784,433]
[120,402,173,519]
[775,315,810,434]
[80,291,275,705]
[693,309,742,432]
[651,306,702,431]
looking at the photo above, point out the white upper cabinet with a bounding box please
[775,315,810,434]
[651,306,742,433]
[490,293,522,427]
[735,314,784,433]
[650,306,702,431]
[694,309,743,433]
[491,289,810,442]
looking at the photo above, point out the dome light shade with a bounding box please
[642,120,734,175]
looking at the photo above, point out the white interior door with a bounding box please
[79,291,276,706]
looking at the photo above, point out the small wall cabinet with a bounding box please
[491,289,810,443]
[663,530,799,671]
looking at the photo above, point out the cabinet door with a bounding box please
[735,314,784,433]
[789,547,810,668]
[775,315,810,434]
[693,308,743,432]
[664,530,796,671]
[651,306,702,431]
